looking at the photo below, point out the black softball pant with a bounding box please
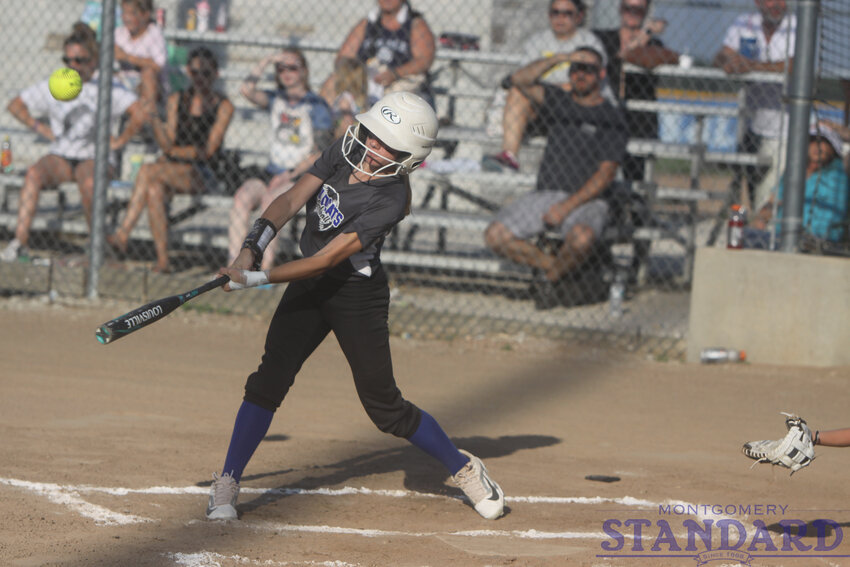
[243,266,422,439]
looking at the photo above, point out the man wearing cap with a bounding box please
[482,0,608,172]
[745,124,848,249]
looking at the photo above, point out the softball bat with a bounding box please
[95,275,229,345]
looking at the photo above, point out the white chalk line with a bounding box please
[168,552,360,567]
[0,477,659,505]
[253,520,611,540]
[0,477,152,526]
[0,476,742,540]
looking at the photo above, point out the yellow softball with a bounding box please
[48,68,83,101]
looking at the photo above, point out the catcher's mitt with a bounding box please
[742,412,815,476]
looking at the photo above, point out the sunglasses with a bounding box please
[569,62,601,74]
[188,67,215,77]
[621,5,647,15]
[549,8,577,17]
[275,64,301,73]
[62,56,92,66]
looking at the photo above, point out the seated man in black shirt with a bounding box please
[484,46,627,308]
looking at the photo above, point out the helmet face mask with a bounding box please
[342,124,410,177]
[342,91,438,178]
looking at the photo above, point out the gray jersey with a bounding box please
[303,138,408,280]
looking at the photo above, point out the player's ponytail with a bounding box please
[402,174,412,217]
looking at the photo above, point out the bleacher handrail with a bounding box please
[163,29,788,85]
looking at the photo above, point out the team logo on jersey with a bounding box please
[580,122,598,136]
[316,184,344,231]
[381,106,400,124]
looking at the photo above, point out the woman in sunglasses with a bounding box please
[107,47,234,273]
[2,22,143,263]
[482,0,608,172]
[226,48,333,272]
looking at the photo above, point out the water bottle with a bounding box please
[727,204,746,249]
[186,8,197,30]
[196,0,210,33]
[1,136,12,173]
[609,269,626,318]
[215,2,228,32]
[700,348,746,364]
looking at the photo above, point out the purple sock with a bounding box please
[408,410,469,475]
[222,401,274,482]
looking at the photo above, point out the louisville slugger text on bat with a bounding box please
[94,275,229,345]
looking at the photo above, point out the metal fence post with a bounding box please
[779,0,820,253]
[86,0,117,300]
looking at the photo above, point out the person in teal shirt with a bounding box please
[746,124,848,248]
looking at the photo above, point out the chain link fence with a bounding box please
[0,0,846,359]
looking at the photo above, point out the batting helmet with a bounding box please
[342,91,438,177]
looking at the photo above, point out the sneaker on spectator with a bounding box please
[482,150,519,172]
[0,239,27,262]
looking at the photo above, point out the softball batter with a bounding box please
[208,91,505,521]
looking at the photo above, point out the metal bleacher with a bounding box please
[0,10,786,287]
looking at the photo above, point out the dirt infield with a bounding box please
[2,295,850,567]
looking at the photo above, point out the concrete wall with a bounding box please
[687,247,850,367]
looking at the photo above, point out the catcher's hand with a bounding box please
[742,412,815,476]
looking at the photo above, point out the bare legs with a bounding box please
[74,160,97,228]
[138,67,160,111]
[14,155,77,246]
[109,159,201,272]
[227,173,293,270]
[484,221,595,281]
[501,86,537,158]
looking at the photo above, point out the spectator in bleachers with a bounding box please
[818,120,850,184]
[319,0,435,108]
[482,0,608,172]
[745,124,848,249]
[107,47,234,273]
[714,0,796,211]
[593,0,679,182]
[819,118,850,172]
[324,57,369,140]
[115,0,168,110]
[484,47,627,308]
[1,22,143,263]
[227,48,333,271]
